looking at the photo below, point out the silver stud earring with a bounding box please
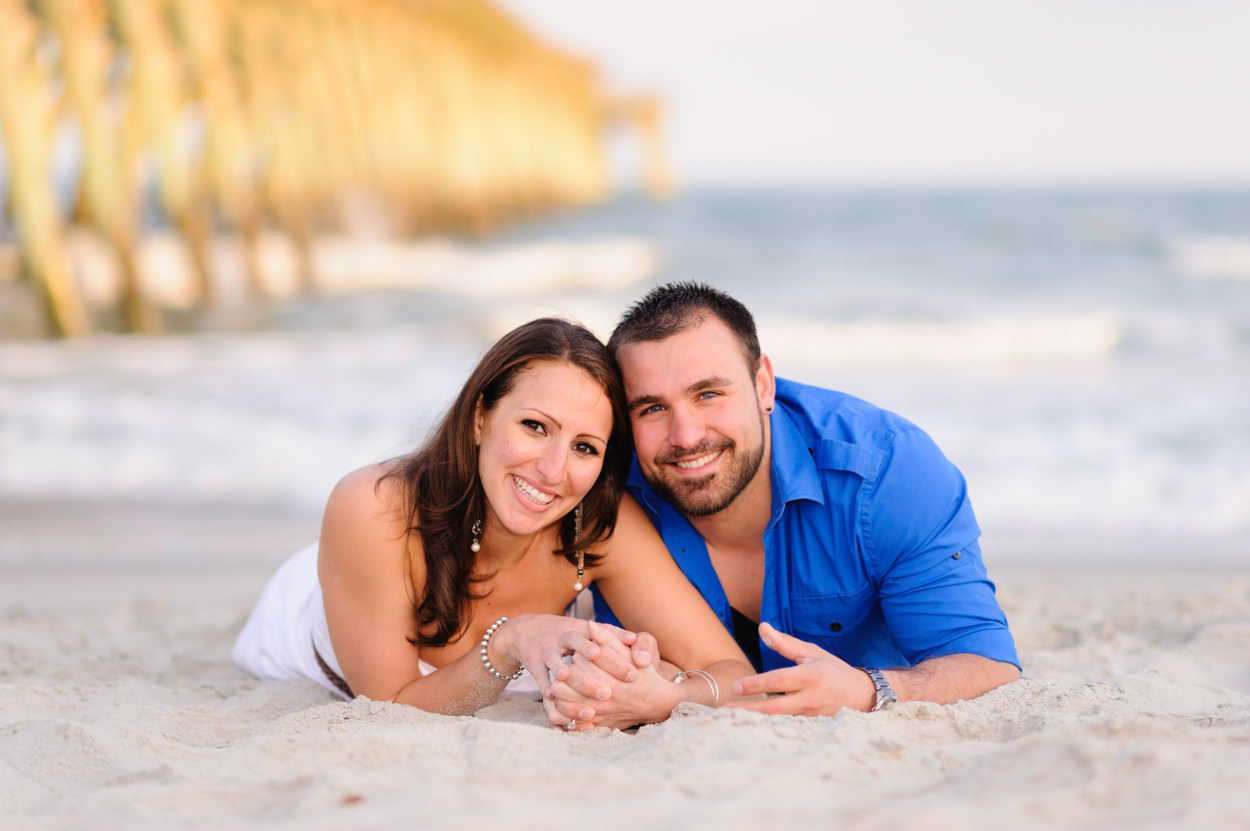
[572,503,584,591]
[470,519,481,553]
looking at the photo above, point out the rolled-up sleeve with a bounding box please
[863,426,1020,669]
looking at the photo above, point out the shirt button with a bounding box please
[952,552,962,560]
[829,622,842,632]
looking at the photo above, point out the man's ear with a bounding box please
[756,353,776,412]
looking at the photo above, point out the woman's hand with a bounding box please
[496,615,650,701]
[543,623,680,730]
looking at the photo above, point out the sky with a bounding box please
[502,0,1250,187]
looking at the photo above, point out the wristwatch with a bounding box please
[861,667,898,712]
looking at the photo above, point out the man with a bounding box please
[592,282,1019,716]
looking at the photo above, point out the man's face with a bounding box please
[616,316,773,517]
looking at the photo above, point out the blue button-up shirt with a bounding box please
[594,377,1019,672]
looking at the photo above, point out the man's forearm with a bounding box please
[885,653,1019,706]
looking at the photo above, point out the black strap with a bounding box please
[730,606,763,672]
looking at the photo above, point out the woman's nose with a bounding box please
[535,442,568,483]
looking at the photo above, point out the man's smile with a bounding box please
[672,449,724,471]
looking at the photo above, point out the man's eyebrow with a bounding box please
[689,375,735,393]
[626,393,661,412]
[627,376,736,412]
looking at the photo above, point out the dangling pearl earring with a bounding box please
[470,519,482,553]
[572,503,584,591]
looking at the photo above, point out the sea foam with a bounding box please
[758,311,1122,372]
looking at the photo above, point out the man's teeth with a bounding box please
[675,451,721,470]
[513,475,554,504]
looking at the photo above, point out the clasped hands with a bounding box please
[520,619,878,729]
[527,619,674,731]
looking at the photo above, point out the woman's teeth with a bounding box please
[513,475,554,504]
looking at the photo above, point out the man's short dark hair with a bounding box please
[607,282,761,371]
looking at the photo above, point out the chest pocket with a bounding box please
[787,583,877,650]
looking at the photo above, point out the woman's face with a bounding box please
[475,360,613,540]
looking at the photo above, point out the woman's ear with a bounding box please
[473,396,484,445]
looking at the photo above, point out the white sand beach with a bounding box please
[2,501,1248,831]
[2,185,1247,829]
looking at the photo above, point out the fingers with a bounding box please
[560,651,620,701]
[725,666,824,716]
[730,664,810,699]
[547,679,644,730]
[557,625,601,662]
[629,631,658,669]
[584,620,654,672]
[723,693,812,716]
[534,646,570,698]
[583,621,638,682]
[725,649,865,717]
[588,619,639,647]
[758,622,829,663]
[547,649,646,714]
[543,692,595,728]
[545,699,615,732]
[535,620,643,699]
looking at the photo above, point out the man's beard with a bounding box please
[644,416,766,518]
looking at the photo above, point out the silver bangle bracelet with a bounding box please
[673,668,719,706]
[479,616,524,681]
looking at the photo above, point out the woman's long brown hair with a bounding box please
[380,318,631,647]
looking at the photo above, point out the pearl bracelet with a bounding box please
[673,668,719,706]
[479,616,524,681]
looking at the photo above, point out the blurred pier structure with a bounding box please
[0,0,670,336]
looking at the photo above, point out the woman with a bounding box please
[233,318,754,730]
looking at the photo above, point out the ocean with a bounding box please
[2,187,1248,565]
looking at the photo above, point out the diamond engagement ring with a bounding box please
[566,719,577,731]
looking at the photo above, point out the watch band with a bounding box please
[861,667,898,711]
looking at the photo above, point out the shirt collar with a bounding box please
[768,399,825,509]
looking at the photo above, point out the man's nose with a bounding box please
[667,404,704,451]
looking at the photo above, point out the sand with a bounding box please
[2,501,1249,830]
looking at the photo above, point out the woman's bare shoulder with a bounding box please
[610,491,655,537]
[320,462,412,563]
[330,459,413,516]
[593,491,663,565]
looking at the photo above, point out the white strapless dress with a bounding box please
[232,542,542,700]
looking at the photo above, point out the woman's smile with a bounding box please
[511,474,555,507]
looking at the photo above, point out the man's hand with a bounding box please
[724,622,876,716]
[725,623,1021,717]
